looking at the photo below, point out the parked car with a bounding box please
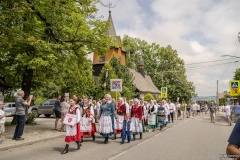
[3,102,16,116]
[31,99,56,117]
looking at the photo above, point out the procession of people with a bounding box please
[59,93,217,154]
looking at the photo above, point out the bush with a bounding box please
[34,97,46,105]
[144,93,155,102]
[25,113,37,125]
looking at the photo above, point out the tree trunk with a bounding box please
[11,67,33,124]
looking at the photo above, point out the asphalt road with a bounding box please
[0,113,234,160]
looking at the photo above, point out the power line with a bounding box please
[185,57,240,65]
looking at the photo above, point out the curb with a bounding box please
[0,134,64,151]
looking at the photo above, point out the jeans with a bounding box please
[122,120,131,142]
[13,115,25,139]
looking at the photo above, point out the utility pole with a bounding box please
[216,80,219,104]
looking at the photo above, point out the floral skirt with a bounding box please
[99,116,114,137]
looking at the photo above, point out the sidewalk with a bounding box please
[0,116,65,151]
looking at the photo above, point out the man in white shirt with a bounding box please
[192,102,198,117]
[225,103,232,126]
[168,100,176,123]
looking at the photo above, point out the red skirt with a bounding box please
[65,123,82,142]
[115,129,122,134]
[81,123,96,136]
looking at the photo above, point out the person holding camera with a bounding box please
[13,90,33,141]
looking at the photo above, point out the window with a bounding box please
[100,56,105,62]
[43,100,50,106]
[12,104,16,108]
[49,100,56,105]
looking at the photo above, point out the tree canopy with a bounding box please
[0,0,112,98]
[122,35,196,102]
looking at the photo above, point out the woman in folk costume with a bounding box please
[147,100,158,132]
[80,98,96,142]
[157,100,167,130]
[99,94,115,144]
[131,98,143,140]
[139,98,147,133]
[61,98,82,154]
[112,97,126,140]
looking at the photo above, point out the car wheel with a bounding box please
[44,114,51,118]
[32,110,40,117]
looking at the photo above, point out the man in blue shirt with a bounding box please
[233,102,240,122]
[226,119,240,158]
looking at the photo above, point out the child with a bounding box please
[121,113,132,144]
[0,101,9,144]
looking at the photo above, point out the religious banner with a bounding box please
[110,79,122,92]
[63,114,77,126]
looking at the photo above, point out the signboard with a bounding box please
[161,87,168,98]
[65,93,69,97]
[63,114,77,126]
[229,80,240,96]
[110,79,122,92]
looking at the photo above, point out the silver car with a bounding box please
[31,99,56,117]
[3,102,16,115]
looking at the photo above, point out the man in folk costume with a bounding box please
[131,98,143,140]
[99,94,115,144]
[112,97,126,140]
[80,98,96,142]
[168,100,176,123]
[61,99,82,154]
[157,100,167,130]
[147,100,158,132]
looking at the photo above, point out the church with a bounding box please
[92,11,160,99]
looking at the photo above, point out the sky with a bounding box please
[94,0,240,96]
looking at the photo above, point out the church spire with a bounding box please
[107,10,117,37]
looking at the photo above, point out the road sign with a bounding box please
[229,80,240,96]
[161,87,167,98]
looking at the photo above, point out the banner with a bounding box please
[63,114,77,126]
[110,79,122,92]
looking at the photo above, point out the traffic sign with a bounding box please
[161,87,167,98]
[229,80,240,96]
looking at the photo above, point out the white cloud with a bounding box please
[96,0,240,96]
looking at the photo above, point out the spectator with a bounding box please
[13,90,33,140]
[0,101,10,144]
[60,97,70,132]
[233,102,240,122]
[54,95,61,130]
[226,119,240,158]
[225,103,232,126]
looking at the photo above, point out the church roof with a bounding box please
[107,11,117,37]
[129,68,160,94]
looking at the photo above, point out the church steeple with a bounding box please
[107,11,117,37]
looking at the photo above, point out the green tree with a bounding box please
[0,0,112,99]
[122,35,196,102]
[109,56,137,100]
[95,62,118,99]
